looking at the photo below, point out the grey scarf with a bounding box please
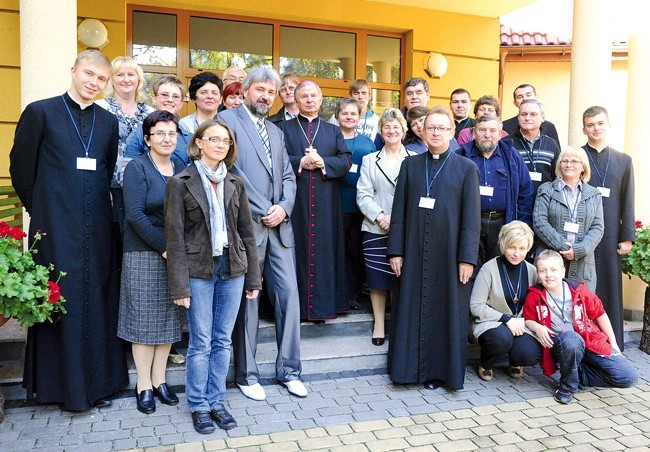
[195,160,228,256]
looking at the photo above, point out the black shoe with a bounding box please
[154,383,179,406]
[372,337,385,346]
[553,389,573,405]
[135,388,155,414]
[94,397,112,408]
[210,407,237,430]
[191,411,215,434]
[423,379,443,390]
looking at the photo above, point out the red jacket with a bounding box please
[523,279,612,376]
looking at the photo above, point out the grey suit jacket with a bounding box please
[218,106,297,247]
[356,146,416,235]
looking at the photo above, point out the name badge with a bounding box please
[597,187,610,198]
[419,197,435,210]
[529,171,542,182]
[479,186,494,197]
[349,163,358,173]
[563,221,579,233]
[77,157,97,171]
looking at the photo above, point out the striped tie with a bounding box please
[257,119,272,168]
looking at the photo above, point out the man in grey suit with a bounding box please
[218,67,307,400]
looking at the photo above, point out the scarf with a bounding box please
[195,159,228,256]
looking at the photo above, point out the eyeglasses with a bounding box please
[425,126,452,133]
[200,137,233,146]
[150,131,178,139]
[156,92,183,102]
[560,159,583,166]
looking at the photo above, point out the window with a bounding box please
[128,6,404,114]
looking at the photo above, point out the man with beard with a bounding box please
[218,67,307,400]
[458,114,534,265]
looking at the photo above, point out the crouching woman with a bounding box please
[523,250,637,405]
[165,119,261,434]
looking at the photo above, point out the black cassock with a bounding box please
[387,150,480,389]
[584,144,635,351]
[10,93,127,411]
[278,116,351,320]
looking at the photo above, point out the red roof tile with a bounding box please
[500,24,572,46]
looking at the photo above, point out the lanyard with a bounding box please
[501,260,523,314]
[518,134,543,172]
[547,283,569,323]
[562,184,581,222]
[62,95,96,158]
[424,152,449,197]
[583,145,610,187]
[297,116,320,148]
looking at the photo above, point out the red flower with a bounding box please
[636,220,644,229]
[47,281,61,303]
[0,221,26,240]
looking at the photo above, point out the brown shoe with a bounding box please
[509,365,523,378]
[477,365,493,381]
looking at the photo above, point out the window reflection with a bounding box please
[280,27,355,80]
[367,36,401,84]
[190,17,272,70]
[132,12,177,67]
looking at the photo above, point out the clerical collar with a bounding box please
[67,91,93,110]
[586,143,607,153]
[428,149,450,160]
[298,114,319,123]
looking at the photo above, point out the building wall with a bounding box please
[0,0,501,184]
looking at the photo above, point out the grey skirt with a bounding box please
[118,251,183,344]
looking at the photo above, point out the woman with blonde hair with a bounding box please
[533,146,604,291]
[470,221,541,381]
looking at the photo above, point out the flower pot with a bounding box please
[0,314,9,328]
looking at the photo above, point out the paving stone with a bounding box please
[616,434,650,448]
[297,435,343,449]
[365,437,411,451]
[564,431,598,445]
[429,438,476,451]
[112,438,138,450]
[489,432,522,445]
[339,431,378,445]
[248,421,291,435]
[137,436,161,447]
[538,435,573,448]
[260,441,301,452]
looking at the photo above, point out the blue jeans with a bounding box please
[186,251,244,412]
[551,331,638,393]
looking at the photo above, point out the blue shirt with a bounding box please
[467,144,508,213]
[124,124,192,167]
[340,134,376,213]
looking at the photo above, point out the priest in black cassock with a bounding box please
[9,50,127,411]
[582,106,635,351]
[387,106,480,390]
[278,81,351,321]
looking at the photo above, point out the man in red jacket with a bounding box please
[523,250,637,405]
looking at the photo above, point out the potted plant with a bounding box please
[622,220,650,352]
[0,221,66,328]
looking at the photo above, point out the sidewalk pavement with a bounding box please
[1,340,649,451]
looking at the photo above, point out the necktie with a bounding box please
[257,119,272,168]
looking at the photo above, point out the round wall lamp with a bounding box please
[424,52,448,79]
[77,18,109,50]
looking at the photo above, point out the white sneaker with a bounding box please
[237,383,266,401]
[282,380,308,397]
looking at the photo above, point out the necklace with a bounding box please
[296,116,321,148]
[501,260,523,312]
[148,152,174,184]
